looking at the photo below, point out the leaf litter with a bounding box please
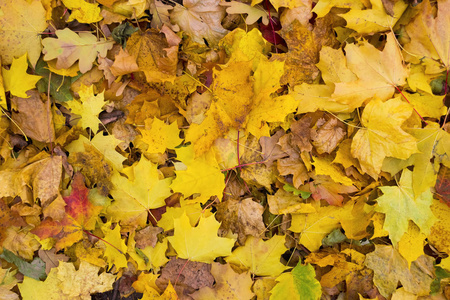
[0,0,450,299]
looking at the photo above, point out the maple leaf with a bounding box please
[332,33,409,110]
[61,0,102,24]
[126,29,179,83]
[170,145,225,203]
[269,263,322,300]
[167,212,235,263]
[66,132,127,171]
[41,28,114,73]
[138,118,182,154]
[0,153,62,206]
[191,262,254,300]
[365,245,434,297]
[170,0,228,46]
[339,0,408,34]
[100,221,128,269]
[404,0,450,71]
[215,198,266,244]
[66,84,107,132]
[251,0,302,11]
[225,235,288,276]
[221,1,269,25]
[110,48,139,76]
[0,0,47,67]
[351,97,418,178]
[107,157,172,227]
[382,123,450,199]
[31,173,103,250]
[2,54,42,98]
[18,261,115,300]
[374,169,437,246]
[10,90,55,142]
[398,222,426,268]
[312,0,364,18]
[186,60,253,155]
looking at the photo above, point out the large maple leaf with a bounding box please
[0,0,46,67]
[18,261,115,300]
[225,235,288,276]
[107,157,172,228]
[351,97,418,178]
[31,173,103,251]
[167,212,235,263]
[404,0,449,71]
[374,169,437,246]
[170,145,225,203]
[332,33,409,110]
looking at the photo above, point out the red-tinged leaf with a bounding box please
[436,165,450,207]
[64,172,99,231]
[31,173,102,250]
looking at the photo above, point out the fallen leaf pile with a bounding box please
[0,0,449,299]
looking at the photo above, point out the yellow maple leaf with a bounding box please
[2,54,41,98]
[332,33,409,110]
[351,97,418,178]
[18,261,115,300]
[157,197,212,231]
[62,0,102,24]
[312,0,364,18]
[365,245,434,297]
[404,123,450,197]
[225,235,288,276]
[398,221,426,268]
[65,133,126,171]
[0,0,47,67]
[167,212,235,263]
[170,145,225,203]
[42,28,114,73]
[101,221,128,269]
[404,0,449,71]
[339,0,408,34]
[251,0,303,11]
[66,84,107,132]
[290,204,345,251]
[138,118,182,154]
[107,157,172,227]
[374,169,437,246]
[186,60,253,155]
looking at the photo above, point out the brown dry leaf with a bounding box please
[311,117,346,154]
[38,248,70,274]
[11,90,55,143]
[216,198,266,244]
[260,129,287,168]
[134,225,163,249]
[277,152,309,189]
[156,259,214,299]
[110,48,139,76]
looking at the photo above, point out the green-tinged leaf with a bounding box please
[269,263,321,300]
[0,248,46,280]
